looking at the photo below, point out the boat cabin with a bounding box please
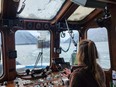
[0,0,116,87]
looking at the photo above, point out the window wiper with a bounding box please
[17,0,26,14]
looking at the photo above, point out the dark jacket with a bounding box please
[69,66,99,87]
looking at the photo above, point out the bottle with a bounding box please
[70,50,77,65]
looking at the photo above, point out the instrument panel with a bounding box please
[0,72,68,87]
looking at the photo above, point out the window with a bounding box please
[60,30,79,65]
[15,30,50,73]
[88,27,110,69]
[17,0,66,20]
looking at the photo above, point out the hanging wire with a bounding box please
[61,38,72,52]
[65,19,77,48]
[60,20,77,52]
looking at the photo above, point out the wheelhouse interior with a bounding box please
[0,0,116,87]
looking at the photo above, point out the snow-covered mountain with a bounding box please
[15,31,38,45]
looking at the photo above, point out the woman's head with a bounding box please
[77,40,98,68]
[77,40,105,87]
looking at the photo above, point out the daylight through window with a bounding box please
[88,27,110,69]
[15,30,50,73]
[60,30,79,65]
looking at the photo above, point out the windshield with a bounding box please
[17,0,66,20]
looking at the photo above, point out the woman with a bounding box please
[63,40,106,87]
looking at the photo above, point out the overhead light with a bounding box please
[70,0,106,8]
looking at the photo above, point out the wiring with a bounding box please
[61,38,71,52]
[60,20,77,52]
[65,19,77,47]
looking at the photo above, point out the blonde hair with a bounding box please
[77,40,105,87]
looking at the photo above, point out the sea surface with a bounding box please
[16,42,110,69]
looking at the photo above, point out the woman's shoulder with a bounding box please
[72,65,87,72]
[70,66,99,87]
[71,65,88,77]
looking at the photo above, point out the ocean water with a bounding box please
[16,42,110,69]
[16,45,50,65]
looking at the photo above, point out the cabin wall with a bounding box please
[0,29,16,82]
[107,4,116,71]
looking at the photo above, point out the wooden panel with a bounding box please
[2,0,19,18]
[107,4,116,70]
